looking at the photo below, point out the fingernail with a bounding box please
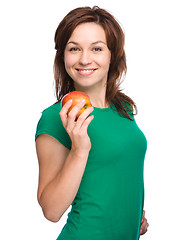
[140,230,143,234]
[81,99,86,104]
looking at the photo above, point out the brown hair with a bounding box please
[54,6,137,120]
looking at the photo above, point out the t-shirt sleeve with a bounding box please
[35,106,71,150]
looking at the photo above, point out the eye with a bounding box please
[93,47,102,52]
[69,47,79,52]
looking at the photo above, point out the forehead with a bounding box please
[68,22,107,44]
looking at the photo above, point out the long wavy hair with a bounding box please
[54,6,137,120]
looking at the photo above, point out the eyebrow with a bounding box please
[67,41,106,45]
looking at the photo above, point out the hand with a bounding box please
[140,210,149,235]
[60,99,94,152]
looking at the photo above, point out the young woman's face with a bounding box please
[64,22,111,90]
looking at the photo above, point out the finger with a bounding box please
[143,210,145,218]
[140,228,148,235]
[141,210,146,224]
[143,221,149,235]
[66,100,87,130]
[74,106,94,129]
[145,221,149,230]
[140,218,148,235]
[59,99,73,126]
[141,217,147,228]
[61,99,73,113]
[68,99,86,119]
[81,114,94,131]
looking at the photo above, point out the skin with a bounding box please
[140,210,149,235]
[36,22,149,235]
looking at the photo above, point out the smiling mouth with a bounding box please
[75,68,97,76]
[76,68,97,73]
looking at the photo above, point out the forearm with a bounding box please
[39,148,89,222]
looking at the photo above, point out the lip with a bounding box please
[75,68,97,76]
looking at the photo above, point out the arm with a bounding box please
[36,100,94,222]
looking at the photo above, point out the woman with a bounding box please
[35,6,149,239]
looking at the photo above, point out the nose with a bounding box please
[79,50,92,65]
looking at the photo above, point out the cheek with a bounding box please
[99,54,111,69]
[64,55,71,69]
[99,50,111,65]
[64,54,77,69]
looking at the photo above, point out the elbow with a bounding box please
[44,213,61,223]
[42,207,63,223]
[37,194,65,222]
[38,198,63,223]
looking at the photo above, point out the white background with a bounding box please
[1,0,181,239]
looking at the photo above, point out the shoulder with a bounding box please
[35,102,62,136]
[37,102,62,128]
[111,101,135,120]
[35,102,71,149]
[36,102,63,130]
[42,102,61,115]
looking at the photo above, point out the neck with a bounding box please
[74,84,109,108]
[91,99,110,108]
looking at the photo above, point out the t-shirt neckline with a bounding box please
[93,103,112,111]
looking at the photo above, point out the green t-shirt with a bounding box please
[35,102,147,240]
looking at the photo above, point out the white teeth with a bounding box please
[79,69,94,73]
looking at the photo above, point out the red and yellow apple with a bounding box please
[61,91,92,119]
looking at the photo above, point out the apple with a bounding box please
[61,91,92,119]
